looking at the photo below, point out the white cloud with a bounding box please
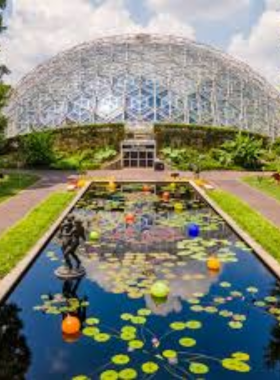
[1,0,195,84]
[147,13,195,38]
[228,6,280,86]
[146,0,250,21]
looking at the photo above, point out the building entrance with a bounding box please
[121,140,156,168]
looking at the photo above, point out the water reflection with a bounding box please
[0,303,31,379]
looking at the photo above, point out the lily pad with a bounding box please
[170,322,186,331]
[112,355,130,365]
[141,362,159,374]
[121,313,133,321]
[72,376,90,380]
[131,316,146,325]
[94,333,111,343]
[179,337,196,347]
[119,368,137,379]
[128,340,144,349]
[232,352,250,361]
[189,362,209,375]
[137,308,151,316]
[246,287,258,294]
[82,327,100,337]
[220,282,231,288]
[100,370,119,380]
[186,320,202,329]
[265,296,278,303]
[86,317,100,325]
[190,305,204,312]
[162,350,177,359]
[228,321,243,329]
[222,358,251,373]
[121,326,137,334]
[120,332,136,341]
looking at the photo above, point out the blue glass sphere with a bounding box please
[187,224,200,238]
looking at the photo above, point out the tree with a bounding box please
[0,0,10,149]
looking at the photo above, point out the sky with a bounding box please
[1,0,279,88]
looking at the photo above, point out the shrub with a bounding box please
[160,147,223,172]
[213,133,265,169]
[20,131,55,167]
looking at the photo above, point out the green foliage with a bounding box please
[213,133,265,169]
[0,191,74,278]
[0,173,38,203]
[51,147,117,171]
[20,131,55,167]
[155,123,268,152]
[272,137,280,155]
[161,147,223,171]
[208,189,280,261]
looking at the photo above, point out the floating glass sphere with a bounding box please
[150,281,170,299]
[125,213,135,223]
[62,315,81,335]
[108,181,117,192]
[188,223,200,238]
[90,231,100,241]
[207,256,221,271]
[174,202,183,212]
[162,192,170,202]
[143,185,150,193]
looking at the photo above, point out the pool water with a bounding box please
[1,183,280,380]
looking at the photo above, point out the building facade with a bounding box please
[5,34,280,138]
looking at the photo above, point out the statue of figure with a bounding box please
[59,215,86,272]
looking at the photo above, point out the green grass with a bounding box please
[208,189,280,261]
[0,191,74,278]
[242,175,280,203]
[0,173,38,204]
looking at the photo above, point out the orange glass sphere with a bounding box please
[62,332,81,343]
[207,257,221,272]
[143,185,150,193]
[125,213,135,223]
[162,192,170,201]
[62,315,81,335]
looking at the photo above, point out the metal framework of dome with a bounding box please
[5,33,280,138]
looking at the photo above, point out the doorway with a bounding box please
[121,140,156,168]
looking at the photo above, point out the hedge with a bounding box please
[4,123,125,154]
[154,123,269,152]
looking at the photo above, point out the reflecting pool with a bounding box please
[1,183,280,380]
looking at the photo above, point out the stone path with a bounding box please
[0,169,279,237]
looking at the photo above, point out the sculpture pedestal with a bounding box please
[55,266,85,280]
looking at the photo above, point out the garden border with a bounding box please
[191,181,280,280]
[0,182,91,304]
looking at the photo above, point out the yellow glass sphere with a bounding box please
[151,281,170,298]
[207,257,221,271]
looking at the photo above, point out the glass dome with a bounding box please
[5,34,280,138]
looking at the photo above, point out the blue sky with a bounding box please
[1,0,279,87]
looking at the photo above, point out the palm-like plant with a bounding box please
[215,133,265,169]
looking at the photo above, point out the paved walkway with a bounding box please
[0,169,279,237]
[211,177,280,228]
[0,171,69,236]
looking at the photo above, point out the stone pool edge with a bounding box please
[0,182,91,304]
[191,181,280,280]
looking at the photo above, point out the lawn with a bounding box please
[0,173,38,204]
[207,189,280,262]
[0,191,74,278]
[242,175,280,203]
